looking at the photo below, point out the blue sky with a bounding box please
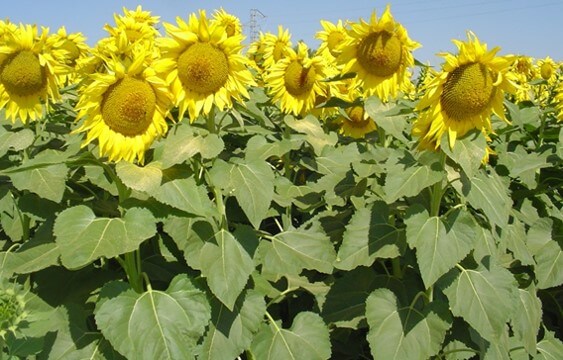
[3,0,562,65]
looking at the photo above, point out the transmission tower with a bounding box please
[249,9,266,42]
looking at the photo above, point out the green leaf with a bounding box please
[535,240,563,289]
[512,286,542,354]
[163,217,215,271]
[443,261,517,342]
[321,267,382,328]
[335,201,403,271]
[229,159,275,229]
[260,222,336,275]
[461,170,512,229]
[383,156,443,203]
[527,218,553,254]
[9,162,67,202]
[536,331,563,360]
[364,96,409,143]
[54,206,157,269]
[366,289,451,360]
[95,275,211,360]
[0,191,24,242]
[440,130,487,177]
[501,220,534,266]
[199,290,266,360]
[11,220,59,274]
[161,125,224,167]
[284,114,337,155]
[199,229,254,310]
[153,178,216,218]
[245,135,300,161]
[405,207,476,288]
[251,312,331,360]
[0,127,34,157]
[115,161,162,194]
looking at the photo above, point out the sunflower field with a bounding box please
[1,5,562,359]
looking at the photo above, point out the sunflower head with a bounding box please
[338,5,420,101]
[213,8,243,37]
[413,32,516,150]
[0,285,28,340]
[156,10,254,121]
[0,24,64,123]
[74,48,172,163]
[47,26,90,85]
[265,41,328,115]
[261,26,293,69]
[555,82,563,122]
[315,20,349,58]
[536,56,556,81]
[103,6,160,52]
[338,104,376,139]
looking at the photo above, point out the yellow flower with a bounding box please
[156,10,255,121]
[537,56,556,81]
[555,82,563,122]
[48,26,90,85]
[0,24,64,123]
[247,32,268,72]
[213,8,243,37]
[338,5,420,100]
[413,32,517,150]
[510,55,536,102]
[338,105,376,138]
[315,19,349,58]
[104,6,160,45]
[74,48,172,163]
[265,42,328,116]
[261,26,292,69]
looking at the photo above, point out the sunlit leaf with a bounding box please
[251,312,331,360]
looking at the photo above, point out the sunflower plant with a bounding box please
[0,6,562,360]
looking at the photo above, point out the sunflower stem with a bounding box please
[206,106,217,134]
[430,152,447,217]
[391,257,402,279]
[213,185,228,230]
[377,127,387,147]
[123,250,144,293]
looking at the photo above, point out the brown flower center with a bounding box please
[0,50,47,97]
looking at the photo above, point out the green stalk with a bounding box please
[122,251,143,293]
[206,106,217,134]
[213,185,228,230]
[430,152,447,217]
[392,257,402,279]
[377,127,387,147]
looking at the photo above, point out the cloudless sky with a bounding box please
[3,0,562,66]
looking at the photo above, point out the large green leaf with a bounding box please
[163,217,215,271]
[95,275,211,360]
[534,240,563,289]
[260,223,336,275]
[115,161,162,194]
[10,162,68,202]
[461,170,512,229]
[160,125,224,168]
[284,114,337,155]
[245,135,300,161]
[535,331,563,360]
[251,312,331,360]
[229,159,275,229]
[512,286,542,354]
[152,178,216,218]
[335,201,403,271]
[54,206,157,269]
[440,130,487,178]
[364,96,409,143]
[199,229,254,310]
[383,156,443,203]
[366,289,451,360]
[199,290,266,360]
[443,261,517,342]
[501,220,534,266]
[10,220,59,274]
[405,207,476,288]
[0,127,34,157]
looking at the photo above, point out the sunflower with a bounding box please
[337,5,420,101]
[261,26,293,69]
[555,82,563,122]
[413,32,516,150]
[265,41,328,116]
[536,56,556,81]
[338,104,376,138]
[510,55,535,102]
[213,8,243,37]
[0,24,64,123]
[315,19,349,59]
[0,20,17,42]
[47,26,90,85]
[105,6,160,45]
[156,10,255,121]
[74,48,172,163]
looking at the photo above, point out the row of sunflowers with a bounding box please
[1,5,561,163]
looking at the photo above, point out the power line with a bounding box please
[248,9,266,42]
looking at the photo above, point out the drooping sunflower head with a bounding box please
[47,26,90,85]
[104,6,160,52]
[213,8,243,37]
[337,5,420,101]
[156,10,255,121]
[0,24,64,123]
[261,26,293,69]
[265,41,328,116]
[316,19,349,59]
[247,32,269,72]
[536,56,556,81]
[509,55,536,102]
[413,32,517,150]
[74,48,173,163]
[338,104,376,139]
